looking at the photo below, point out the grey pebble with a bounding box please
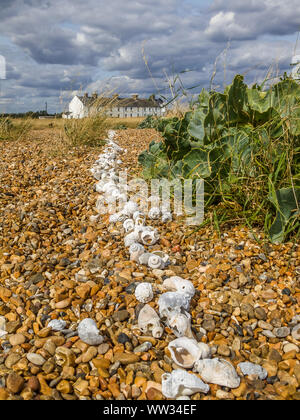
[261,330,276,339]
[133,342,152,353]
[273,327,290,338]
[238,362,268,380]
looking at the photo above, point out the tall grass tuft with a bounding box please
[63,94,121,147]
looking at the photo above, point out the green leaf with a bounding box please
[268,187,300,243]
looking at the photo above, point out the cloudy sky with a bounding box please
[0,0,299,113]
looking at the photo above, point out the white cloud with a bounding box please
[205,11,251,40]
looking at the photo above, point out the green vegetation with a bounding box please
[137,115,160,129]
[138,75,300,243]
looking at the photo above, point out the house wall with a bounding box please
[69,96,89,119]
[106,106,165,118]
[68,96,166,119]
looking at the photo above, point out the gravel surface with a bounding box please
[0,128,299,400]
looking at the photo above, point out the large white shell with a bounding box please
[163,277,195,298]
[168,338,211,369]
[167,310,194,338]
[194,358,240,389]
[138,304,163,338]
[148,207,160,220]
[168,338,205,369]
[129,243,145,262]
[140,229,160,246]
[135,283,153,304]
[77,318,104,346]
[162,369,210,399]
[158,292,191,319]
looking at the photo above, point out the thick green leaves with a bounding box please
[268,187,300,243]
[138,74,300,242]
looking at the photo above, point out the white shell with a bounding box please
[95,181,105,192]
[124,230,140,247]
[163,277,195,298]
[90,168,102,180]
[168,338,203,369]
[135,217,145,228]
[89,215,100,223]
[109,212,127,224]
[148,207,160,220]
[161,212,172,223]
[133,211,145,221]
[138,252,151,265]
[162,369,210,399]
[135,283,154,304]
[167,310,194,338]
[48,319,67,331]
[110,188,121,199]
[168,338,211,369]
[122,201,139,216]
[138,304,163,338]
[123,218,135,233]
[104,192,118,204]
[109,213,119,223]
[152,250,169,264]
[96,196,104,212]
[140,229,160,246]
[194,358,240,389]
[102,181,116,194]
[77,318,104,346]
[158,292,191,319]
[148,254,164,269]
[129,243,145,262]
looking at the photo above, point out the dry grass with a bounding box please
[0,117,32,142]
[12,116,144,131]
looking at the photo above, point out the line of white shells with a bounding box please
[81,131,255,400]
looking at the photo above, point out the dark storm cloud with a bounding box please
[0,0,299,112]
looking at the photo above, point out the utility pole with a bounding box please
[45,101,48,115]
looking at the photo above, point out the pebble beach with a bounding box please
[0,128,299,400]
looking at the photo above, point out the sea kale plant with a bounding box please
[138,75,300,243]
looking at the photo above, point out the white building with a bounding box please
[63,93,166,119]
